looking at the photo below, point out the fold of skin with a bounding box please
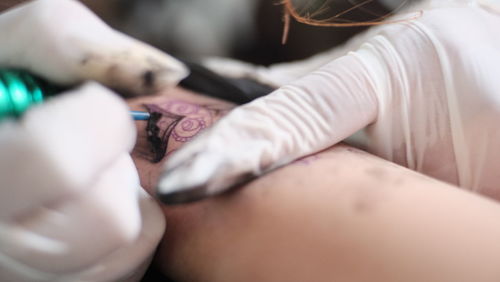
[129,88,500,282]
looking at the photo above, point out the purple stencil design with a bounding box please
[163,100,201,115]
[172,117,207,142]
[143,100,230,162]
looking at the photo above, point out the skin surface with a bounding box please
[129,88,500,282]
[129,88,233,193]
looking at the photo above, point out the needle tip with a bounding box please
[131,111,150,121]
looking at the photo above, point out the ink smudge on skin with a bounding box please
[145,104,183,163]
[144,100,231,163]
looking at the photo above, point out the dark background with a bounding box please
[80,0,395,65]
[0,0,416,65]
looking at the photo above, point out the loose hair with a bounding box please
[280,0,421,43]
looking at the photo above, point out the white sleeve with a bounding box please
[356,3,500,194]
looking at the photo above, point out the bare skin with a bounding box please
[129,88,500,282]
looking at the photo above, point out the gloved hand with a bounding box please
[157,0,500,204]
[0,0,187,280]
[0,83,165,282]
[0,0,187,96]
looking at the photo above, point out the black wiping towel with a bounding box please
[179,60,275,105]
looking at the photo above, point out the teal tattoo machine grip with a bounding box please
[0,69,150,121]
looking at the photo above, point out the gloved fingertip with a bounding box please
[149,58,189,89]
[156,167,259,205]
[120,43,189,96]
[157,185,210,205]
[156,167,208,205]
[107,58,189,98]
[156,158,256,205]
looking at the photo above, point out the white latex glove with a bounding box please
[0,0,188,96]
[0,83,165,282]
[0,0,184,280]
[157,0,500,204]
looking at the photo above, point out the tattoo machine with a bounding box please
[0,69,150,122]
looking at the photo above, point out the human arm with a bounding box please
[156,145,500,282]
[127,85,500,282]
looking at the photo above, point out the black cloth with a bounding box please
[179,60,275,105]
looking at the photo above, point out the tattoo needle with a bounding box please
[0,69,153,122]
[130,111,150,121]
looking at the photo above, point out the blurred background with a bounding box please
[77,0,418,66]
[0,0,418,65]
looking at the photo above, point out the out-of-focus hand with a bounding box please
[0,0,183,279]
[0,0,188,96]
[0,83,165,282]
[157,1,500,204]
